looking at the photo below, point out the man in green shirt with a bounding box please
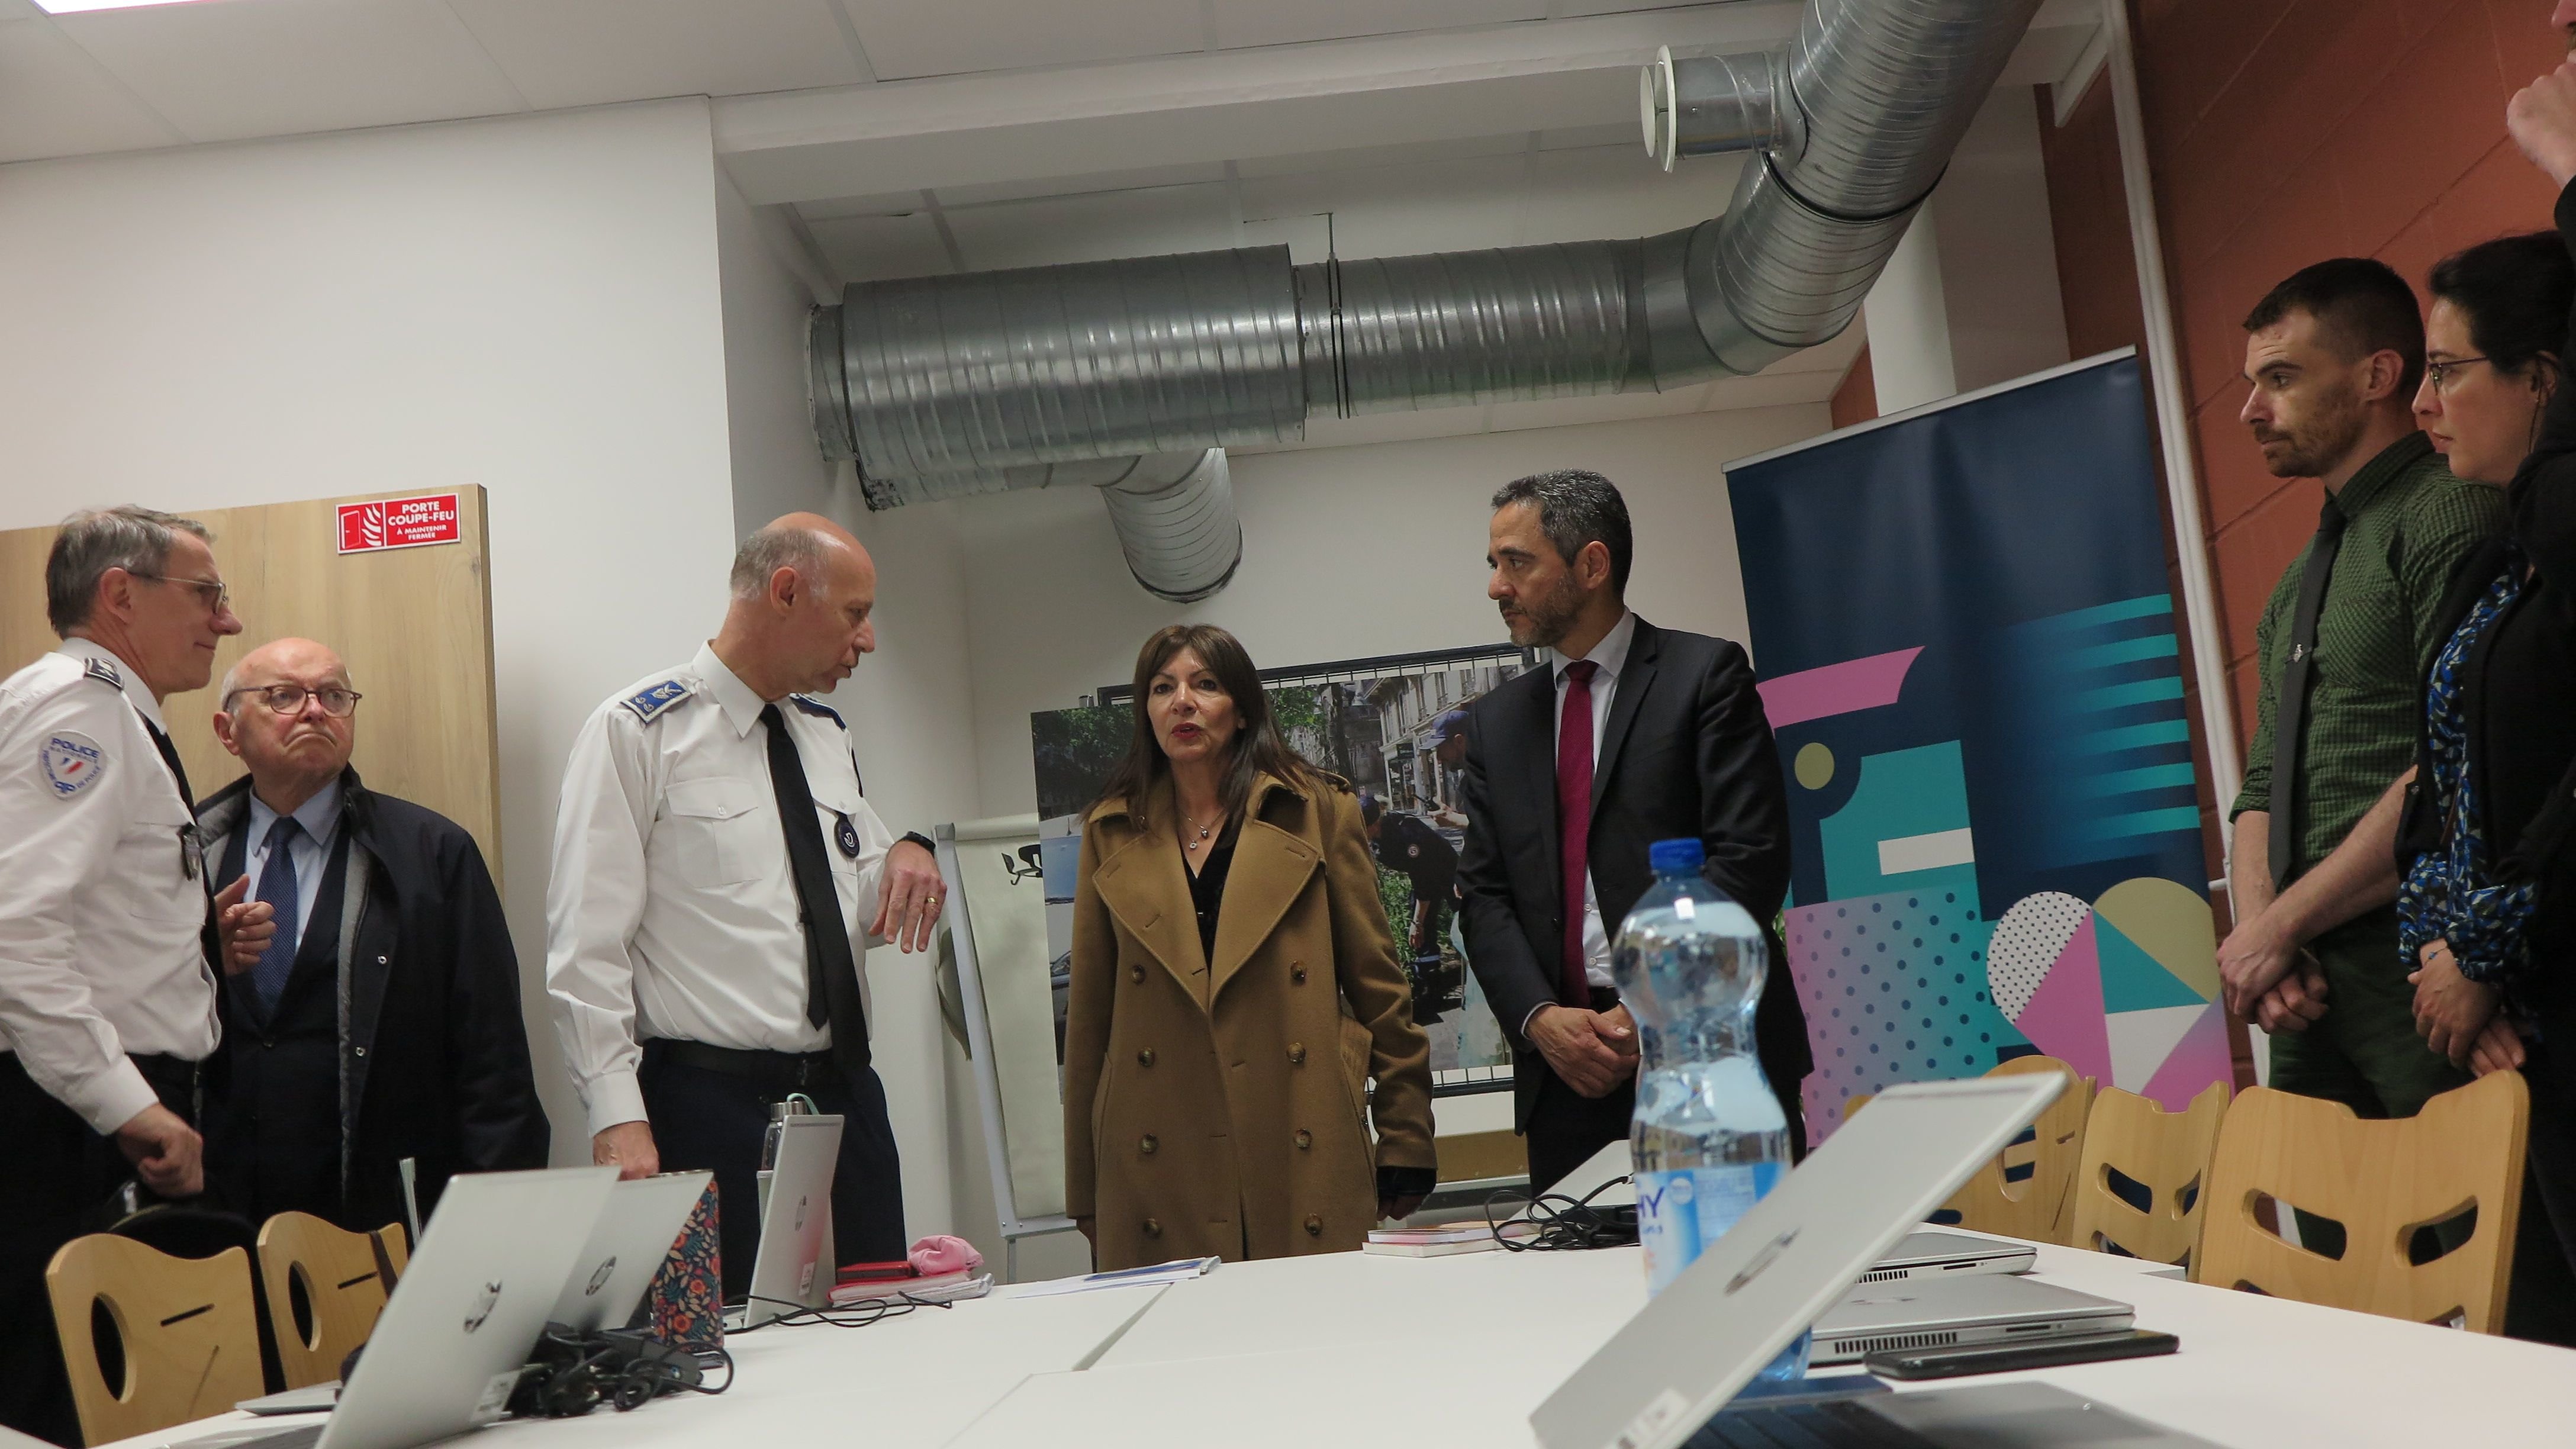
[2215,260,2507,1155]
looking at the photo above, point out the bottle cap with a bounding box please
[1648,838,1705,874]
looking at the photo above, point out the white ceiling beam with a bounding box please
[719,0,2098,205]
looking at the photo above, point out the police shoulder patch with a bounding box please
[82,657,122,691]
[42,731,107,797]
[620,678,693,724]
[788,694,845,729]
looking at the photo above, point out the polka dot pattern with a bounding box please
[1985,890,2089,1020]
[1783,887,2024,1144]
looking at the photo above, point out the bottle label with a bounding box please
[1635,1161,1785,1296]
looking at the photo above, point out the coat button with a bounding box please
[353,1047,366,1058]
[1294,1129,1312,1150]
[1287,1042,1306,1065]
[1137,1047,1157,1067]
[1129,964,1145,983]
[1304,1215,1323,1237]
[1290,964,1307,984]
[1142,1218,1163,1239]
[1139,1134,1157,1155]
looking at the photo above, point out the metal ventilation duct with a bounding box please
[808,0,2043,600]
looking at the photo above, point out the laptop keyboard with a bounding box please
[1684,1400,1946,1449]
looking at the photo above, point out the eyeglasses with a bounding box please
[225,684,363,718]
[2425,356,2493,391]
[127,572,231,613]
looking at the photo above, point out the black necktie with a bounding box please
[761,704,870,1070]
[143,718,196,812]
[2268,495,2349,890]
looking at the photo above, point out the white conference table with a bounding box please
[110,1235,2576,1449]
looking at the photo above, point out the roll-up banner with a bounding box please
[1728,350,2229,1145]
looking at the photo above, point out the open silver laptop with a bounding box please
[1812,1273,2134,1366]
[725,1112,843,1329]
[1529,1078,2213,1449]
[549,1170,713,1333]
[207,1167,618,1449]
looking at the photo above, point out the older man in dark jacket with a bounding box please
[199,638,545,1233]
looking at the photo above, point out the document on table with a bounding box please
[1008,1257,1220,1297]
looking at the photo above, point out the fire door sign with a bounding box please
[337,494,461,554]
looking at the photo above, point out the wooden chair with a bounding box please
[2068,1082,2230,1270]
[1840,1056,2095,1244]
[2196,1071,2528,1333]
[256,1213,407,1389]
[46,1235,263,1445]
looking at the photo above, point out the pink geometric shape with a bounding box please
[1757,647,1926,729]
[2011,916,2112,1084]
[2140,1002,2234,1110]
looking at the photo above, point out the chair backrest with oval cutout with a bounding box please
[2195,1073,2527,1333]
[2069,1081,2230,1269]
[256,1212,400,1389]
[46,1234,263,1445]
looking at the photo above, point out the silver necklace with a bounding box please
[1181,809,1224,852]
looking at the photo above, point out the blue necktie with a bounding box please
[250,816,302,1013]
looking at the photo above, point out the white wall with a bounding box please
[950,406,1831,821]
[1857,85,2072,414]
[0,99,739,1171]
[712,164,980,1249]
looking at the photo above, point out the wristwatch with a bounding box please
[900,830,938,856]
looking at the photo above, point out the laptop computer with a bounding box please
[1529,1077,2213,1449]
[1856,1231,2034,1285]
[203,1167,619,1449]
[725,1112,844,1330]
[1811,1273,2134,1366]
[549,1170,714,1333]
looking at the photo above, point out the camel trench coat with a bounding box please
[1063,771,1437,1269]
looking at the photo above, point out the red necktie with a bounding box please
[1557,660,1598,1006]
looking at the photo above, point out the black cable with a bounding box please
[1483,1174,1638,1251]
[725,1292,956,1331]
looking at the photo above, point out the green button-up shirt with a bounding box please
[2231,432,2507,880]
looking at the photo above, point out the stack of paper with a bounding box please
[1363,1222,1538,1258]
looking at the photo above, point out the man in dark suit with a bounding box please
[1457,470,1812,1193]
[200,638,548,1232]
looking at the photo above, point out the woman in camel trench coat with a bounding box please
[1063,624,1436,1270]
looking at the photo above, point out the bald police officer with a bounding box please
[1,506,248,1445]
[546,514,944,1293]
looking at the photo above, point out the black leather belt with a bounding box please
[648,1039,839,1091]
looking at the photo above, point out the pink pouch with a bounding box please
[909,1234,984,1277]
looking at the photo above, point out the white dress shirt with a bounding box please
[1521,610,1638,1037]
[0,637,220,1134]
[242,777,343,943]
[546,643,896,1137]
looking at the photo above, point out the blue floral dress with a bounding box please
[2397,563,2543,1007]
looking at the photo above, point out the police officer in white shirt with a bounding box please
[547,513,944,1293]
[0,505,249,1446]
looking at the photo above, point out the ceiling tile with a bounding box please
[942,181,1235,271]
[1538,121,1637,151]
[56,0,524,144]
[446,0,866,110]
[1206,0,1542,51]
[839,0,1203,80]
[0,1,41,20]
[1237,153,1530,258]
[0,18,179,162]
[807,211,952,282]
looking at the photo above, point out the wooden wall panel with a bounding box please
[1,488,502,871]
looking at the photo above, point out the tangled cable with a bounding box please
[1482,1174,1638,1252]
[726,1293,957,1331]
[508,1325,732,1418]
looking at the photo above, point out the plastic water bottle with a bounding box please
[1617,837,1807,1382]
